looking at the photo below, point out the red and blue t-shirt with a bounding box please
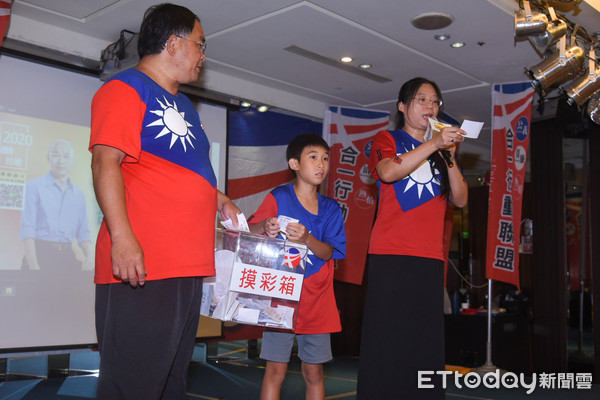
[90,69,218,284]
[368,130,447,260]
[250,184,346,334]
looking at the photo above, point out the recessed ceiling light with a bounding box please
[340,56,353,63]
[240,100,252,108]
[451,42,465,48]
[435,34,450,41]
[359,63,372,69]
[257,105,269,112]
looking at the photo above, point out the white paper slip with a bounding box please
[460,120,484,139]
[221,213,250,232]
[263,306,285,323]
[277,215,299,234]
[236,308,260,325]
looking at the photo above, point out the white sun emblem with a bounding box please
[147,97,197,152]
[402,143,440,198]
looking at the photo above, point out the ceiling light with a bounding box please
[528,7,567,55]
[451,42,465,48]
[340,56,352,63]
[435,34,450,41]
[529,19,566,55]
[563,69,600,107]
[586,92,600,125]
[240,100,252,108]
[257,105,269,112]
[514,7,548,40]
[359,63,372,69]
[563,52,600,107]
[526,44,585,93]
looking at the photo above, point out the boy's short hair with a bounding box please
[286,133,330,162]
[286,133,330,176]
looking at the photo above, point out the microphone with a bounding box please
[441,150,454,168]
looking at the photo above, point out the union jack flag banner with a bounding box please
[486,82,534,289]
[323,106,390,285]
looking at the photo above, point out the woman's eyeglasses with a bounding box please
[413,96,442,107]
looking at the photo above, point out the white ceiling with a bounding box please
[3,0,600,177]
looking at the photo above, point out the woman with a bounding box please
[357,77,468,399]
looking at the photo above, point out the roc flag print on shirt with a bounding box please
[250,184,346,334]
[90,69,218,283]
[387,129,442,211]
[367,130,447,261]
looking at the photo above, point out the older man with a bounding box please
[20,138,93,272]
[90,4,239,399]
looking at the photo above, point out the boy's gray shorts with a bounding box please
[260,330,332,364]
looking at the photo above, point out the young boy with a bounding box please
[249,133,346,400]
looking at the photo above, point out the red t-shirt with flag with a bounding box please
[249,185,346,334]
[90,69,218,284]
[368,130,446,260]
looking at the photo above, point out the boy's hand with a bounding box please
[264,217,280,238]
[285,222,309,244]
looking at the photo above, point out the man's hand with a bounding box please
[218,191,241,227]
[110,232,145,287]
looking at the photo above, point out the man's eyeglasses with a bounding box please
[413,96,442,107]
[175,35,207,54]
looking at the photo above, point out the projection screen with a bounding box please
[0,55,227,353]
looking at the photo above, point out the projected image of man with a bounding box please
[19,138,93,272]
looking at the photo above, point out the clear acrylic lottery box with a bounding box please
[200,228,308,330]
